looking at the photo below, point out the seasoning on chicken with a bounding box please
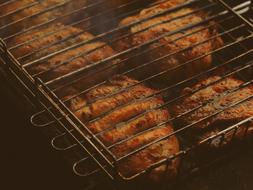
[10,23,83,60]
[21,26,119,82]
[115,0,223,80]
[172,76,253,148]
[0,0,87,38]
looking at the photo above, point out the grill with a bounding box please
[0,0,253,189]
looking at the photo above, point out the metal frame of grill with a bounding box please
[0,0,253,186]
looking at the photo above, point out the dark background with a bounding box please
[0,73,83,190]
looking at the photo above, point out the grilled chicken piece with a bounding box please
[115,0,223,81]
[9,23,83,60]
[70,77,159,123]
[0,0,87,38]
[66,75,179,181]
[172,76,253,148]
[99,109,168,146]
[112,126,179,181]
[19,25,118,82]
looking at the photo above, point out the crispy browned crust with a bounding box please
[112,126,179,181]
[23,28,118,81]
[68,75,180,181]
[65,75,143,104]
[172,76,253,147]
[0,0,87,37]
[114,0,223,79]
[99,109,169,146]
[87,97,164,133]
[10,23,82,59]
[0,0,36,17]
[71,78,158,123]
[0,0,87,24]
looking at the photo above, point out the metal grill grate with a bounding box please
[0,0,253,187]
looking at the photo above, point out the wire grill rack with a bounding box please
[0,0,253,187]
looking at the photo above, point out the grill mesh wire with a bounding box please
[0,0,253,185]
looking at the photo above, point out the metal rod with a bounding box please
[0,1,40,19]
[0,0,74,31]
[0,0,18,8]
[215,0,253,29]
[2,0,105,41]
[4,0,167,42]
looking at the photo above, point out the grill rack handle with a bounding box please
[51,130,79,151]
[73,157,102,177]
[30,110,56,127]
[51,131,103,177]
[51,132,102,177]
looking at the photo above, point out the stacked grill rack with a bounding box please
[0,0,253,188]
